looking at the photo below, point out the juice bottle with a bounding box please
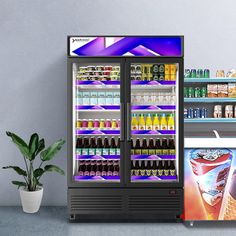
[167,114,175,130]
[160,114,167,130]
[131,114,138,130]
[153,114,159,130]
[138,114,145,130]
[145,114,153,130]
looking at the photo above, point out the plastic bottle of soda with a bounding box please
[146,161,152,176]
[163,161,169,176]
[142,138,149,155]
[103,137,110,155]
[107,160,114,176]
[95,160,102,176]
[113,160,119,176]
[157,161,164,176]
[110,137,117,155]
[134,138,142,155]
[155,138,162,155]
[140,160,146,176]
[89,137,96,155]
[82,138,90,155]
[76,138,83,155]
[90,160,97,176]
[96,137,103,156]
[78,161,85,176]
[101,160,108,176]
[152,161,158,176]
[84,161,91,176]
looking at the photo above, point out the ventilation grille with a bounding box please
[70,195,123,212]
[128,195,181,212]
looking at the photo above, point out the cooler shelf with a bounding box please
[185,118,236,123]
[76,80,120,86]
[76,130,120,135]
[184,77,236,83]
[131,175,177,181]
[132,105,176,110]
[132,130,175,135]
[74,175,120,182]
[131,154,175,160]
[76,105,120,110]
[76,155,120,160]
[184,98,236,103]
[131,81,176,86]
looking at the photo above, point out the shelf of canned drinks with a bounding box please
[75,155,120,160]
[184,118,236,123]
[74,175,120,182]
[75,105,176,111]
[75,130,175,136]
[131,175,177,181]
[184,78,236,83]
[184,98,236,103]
[131,154,176,160]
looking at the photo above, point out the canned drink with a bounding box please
[196,69,204,78]
[88,119,94,129]
[111,119,117,129]
[184,69,191,78]
[184,108,188,118]
[113,66,120,71]
[147,74,153,81]
[96,66,104,71]
[104,66,113,71]
[76,119,82,128]
[136,75,142,81]
[103,71,111,76]
[131,65,136,74]
[153,74,159,81]
[99,119,105,129]
[170,74,176,81]
[225,105,233,118]
[194,87,201,98]
[200,108,207,118]
[170,64,177,75]
[165,64,171,75]
[82,119,88,129]
[152,64,159,73]
[159,64,165,73]
[201,87,207,97]
[135,65,141,73]
[93,119,100,129]
[145,65,152,74]
[191,69,197,78]
[189,148,232,220]
[87,66,96,71]
[184,87,189,98]
[193,108,200,118]
[105,119,111,129]
[188,87,194,98]
[165,74,170,81]
[187,108,194,119]
[158,74,165,81]
[131,75,135,80]
[204,69,210,78]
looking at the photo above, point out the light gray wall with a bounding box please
[1,0,236,206]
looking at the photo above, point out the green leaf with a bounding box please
[12,181,26,189]
[34,168,44,178]
[29,133,39,160]
[35,139,45,156]
[3,166,27,176]
[44,165,65,175]
[40,139,65,162]
[6,132,31,160]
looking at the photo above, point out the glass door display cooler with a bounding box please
[67,36,184,222]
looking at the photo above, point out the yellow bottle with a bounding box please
[167,114,175,130]
[153,114,159,130]
[139,114,145,130]
[146,114,153,130]
[131,114,138,130]
[160,114,167,130]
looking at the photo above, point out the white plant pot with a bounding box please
[19,187,43,213]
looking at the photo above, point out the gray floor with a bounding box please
[0,207,236,236]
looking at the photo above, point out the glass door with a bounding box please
[127,59,181,184]
[72,60,124,184]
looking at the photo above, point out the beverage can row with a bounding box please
[184,87,207,98]
[76,119,120,129]
[184,108,208,119]
[79,65,120,72]
[185,69,210,78]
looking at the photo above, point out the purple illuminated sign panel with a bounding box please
[69,36,183,57]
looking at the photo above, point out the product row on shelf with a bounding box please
[131,160,176,177]
[131,64,177,81]
[76,119,120,130]
[184,84,236,98]
[131,113,175,131]
[77,65,120,81]
[184,105,236,119]
[185,68,236,78]
[77,160,120,177]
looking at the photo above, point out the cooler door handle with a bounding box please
[120,103,125,141]
[127,102,131,141]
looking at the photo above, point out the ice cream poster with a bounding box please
[184,148,236,220]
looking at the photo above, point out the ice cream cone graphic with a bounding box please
[223,169,236,220]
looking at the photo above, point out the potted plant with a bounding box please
[3,132,65,213]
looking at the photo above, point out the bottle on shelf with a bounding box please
[134,138,142,155]
[90,160,97,176]
[155,138,162,155]
[89,137,96,155]
[134,161,140,176]
[140,161,146,176]
[160,114,167,130]
[78,161,85,176]
[107,160,114,176]
[103,137,110,155]
[153,114,159,130]
[113,160,119,176]
[96,160,102,176]
[157,161,164,176]
[146,114,153,130]
[141,138,149,155]
[82,138,90,155]
[110,137,117,155]
[96,137,103,156]
[169,138,175,155]
[84,160,91,176]
[131,114,139,130]
[146,161,152,176]
[148,138,156,155]
[102,160,108,176]
[76,138,83,155]
[170,161,176,176]
[116,138,120,155]
[163,161,169,176]
[131,139,134,155]
[152,161,158,176]
[167,114,175,130]
[162,138,169,155]
[131,161,135,175]
[139,114,146,130]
